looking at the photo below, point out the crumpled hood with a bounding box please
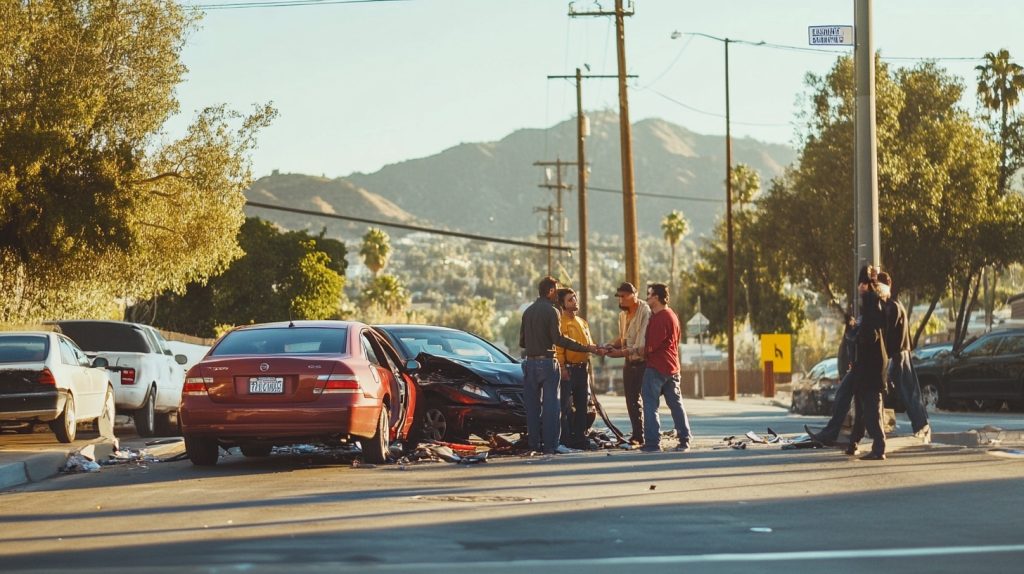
[416,353,524,388]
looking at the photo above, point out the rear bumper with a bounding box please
[0,389,64,422]
[179,397,382,440]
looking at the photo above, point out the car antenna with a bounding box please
[288,308,295,328]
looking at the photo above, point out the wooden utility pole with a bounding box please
[533,204,557,274]
[546,71,623,319]
[533,159,574,273]
[724,38,737,401]
[569,0,638,286]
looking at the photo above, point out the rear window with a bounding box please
[211,327,349,356]
[56,322,153,353]
[0,335,49,363]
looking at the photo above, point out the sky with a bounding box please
[170,0,1024,179]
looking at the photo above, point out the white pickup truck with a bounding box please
[54,320,188,437]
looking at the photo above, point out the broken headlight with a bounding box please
[460,382,493,399]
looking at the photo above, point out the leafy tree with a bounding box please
[441,297,496,340]
[760,55,1023,350]
[361,274,409,316]
[0,1,274,323]
[359,228,391,276]
[661,210,688,304]
[148,218,346,336]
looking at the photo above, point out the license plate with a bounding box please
[249,377,284,394]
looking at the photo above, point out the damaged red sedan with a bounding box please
[179,321,418,466]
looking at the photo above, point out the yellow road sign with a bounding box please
[760,334,792,373]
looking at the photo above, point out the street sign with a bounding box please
[759,334,792,374]
[808,25,854,46]
[686,312,710,337]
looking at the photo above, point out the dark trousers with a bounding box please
[889,350,929,432]
[560,364,590,448]
[623,361,645,443]
[850,388,886,456]
[818,370,857,443]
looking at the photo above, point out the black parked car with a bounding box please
[914,329,1024,412]
[790,357,840,415]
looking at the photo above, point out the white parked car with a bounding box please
[0,332,115,442]
[54,321,187,437]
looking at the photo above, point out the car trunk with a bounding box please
[0,363,49,394]
[198,357,326,404]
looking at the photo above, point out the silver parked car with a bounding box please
[0,332,115,442]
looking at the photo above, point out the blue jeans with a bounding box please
[889,350,929,432]
[818,370,857,443]
[641,368,692,449]
[560,364,590,448]
[523,358,561,452]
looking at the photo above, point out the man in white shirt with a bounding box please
[604,282,652,446]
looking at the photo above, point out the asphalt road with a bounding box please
[1,398,1023,574]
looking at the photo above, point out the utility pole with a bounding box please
[855,0,880,280]
[533,204,557,274]
[724,38,737,402]
[533,159,574,273]
[569,0,639,286]
[546,71,624,318]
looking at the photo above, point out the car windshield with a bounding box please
[0,335,48,363]
[211,327,348,356]
[56,322,153,353]
[382,327,511,364]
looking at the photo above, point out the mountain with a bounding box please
[243,173,417,239]
[246,114,795,241]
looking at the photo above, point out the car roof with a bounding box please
[232,320,365,331]
[375,324,458,333]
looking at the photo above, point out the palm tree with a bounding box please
[661,210,688,300]
[361,274,408,315]
[976,49,1024,195]
[359,228,391,276]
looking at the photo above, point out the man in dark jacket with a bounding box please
[520,276,600,454]
[878,271,931,440]
[847,265,889,460]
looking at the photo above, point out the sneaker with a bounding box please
[913,424,932,442]
[860,452,886,461]
[673,444,691,452]
[554,444,581,454]
[639,446,662,453]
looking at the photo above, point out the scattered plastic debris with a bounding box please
[61,453,101,473]
[649,484,656,490]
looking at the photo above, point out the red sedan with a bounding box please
[179,321,418,465]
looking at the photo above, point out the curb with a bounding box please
[0,450,69,491]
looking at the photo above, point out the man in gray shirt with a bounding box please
[520,276,600,454]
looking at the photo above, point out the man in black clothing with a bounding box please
[878,271,931,440]
[520,276,601,454]
[847,265,889,460]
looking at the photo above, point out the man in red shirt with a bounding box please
[640,283,692,452]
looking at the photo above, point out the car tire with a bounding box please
[134,387,157,437]
[184,435,220,466]
[240,445,273,457]
[422,399,467,442]
[50,394,77,443]
[920,380,944,413]
[153,411,178,437]
[363,407,390,464]
[94,386,115,439]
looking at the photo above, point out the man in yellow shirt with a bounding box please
[556,288,594,450]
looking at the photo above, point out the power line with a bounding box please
[244,200,572,252]
[190,0,405,10]
[681,31,988,62]
[588,185,724,203]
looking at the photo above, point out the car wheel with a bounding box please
[153,411,178,437]
[240,445,273,457]
[422,400,468,442]
[50,394,77,443]
[184,435,220,466]
[920,381,943,413]
[134,387,157,437]
[362,407,390,464]
[94,386,115,439]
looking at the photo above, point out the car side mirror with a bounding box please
[174,354,188,365]
[404,359,421,372]
[92,357,109,369]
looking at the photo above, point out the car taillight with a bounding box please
[120,368,136,385]
[317,374,361,394]
[183,377,211,395]
[37,368,56,385]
